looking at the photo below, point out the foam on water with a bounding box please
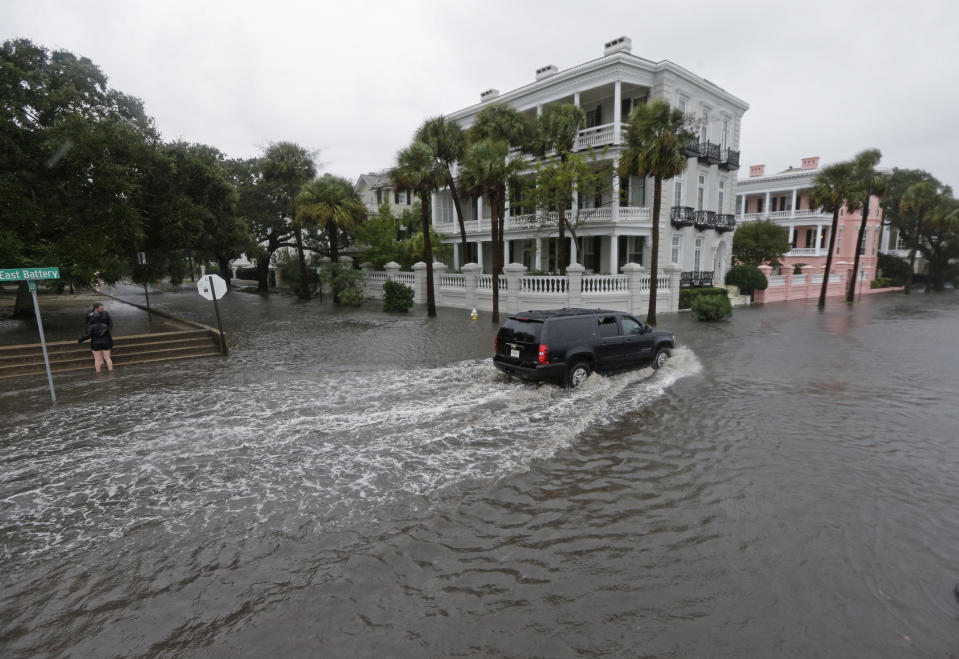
[1,348,700,565]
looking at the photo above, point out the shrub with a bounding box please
[877,253,911,284]
[679,286,728,310]
[235,267,257,280]
[327,263,366,306]
[725,264,768,294]
[870,277,898,289]
[691,293,733,321]
[383,279,414,312]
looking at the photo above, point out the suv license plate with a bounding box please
[510,348,519,358]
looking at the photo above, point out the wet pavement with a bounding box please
[1,284,958,656]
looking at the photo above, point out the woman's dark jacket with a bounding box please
[79,311,114,351]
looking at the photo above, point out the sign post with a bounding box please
[137,252,151,318]
[197,274,228,355]
[1,267,61,402]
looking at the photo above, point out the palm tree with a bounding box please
[416,117,468,263]
[297,174,365,264]
[807,160,856,307]
[458,138,523,323]
[534,104,585,272]
[846,149,886,302]
[392,141,444,316]
[898,181,940,294]
[260,142,317,299]
[620,99,695,325]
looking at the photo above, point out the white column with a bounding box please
[790,188,797,214]
[817,224,823,254]
[763,191,771,217]
[612,157,620,220]
[788,225,795,246]
[569,237,578,266]
[431,192,437,226]
[477,195,483,220]
[611,234,619,273]
[613,80,622,144]
[535,238,543,271]
[573,92,580,108]
[453,242,460,270]
[476,241,484,271]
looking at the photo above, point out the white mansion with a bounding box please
[431,36,749,285]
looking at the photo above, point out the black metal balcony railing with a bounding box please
[680,271,714,289]
[698,141,721,165]
[694,209,716,229]
[680,139,699,158]
[719,147,740,170]
[670,205,695,228]
[715,213,736,232]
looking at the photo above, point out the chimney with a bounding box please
[750,164,765,177]
[535,64,558,81]
[801,156,820,170]
[480,88,500,103]
[604,36,632,56]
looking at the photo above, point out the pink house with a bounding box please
[735,156,892,301]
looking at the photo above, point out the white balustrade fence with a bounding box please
[361,262,681,315]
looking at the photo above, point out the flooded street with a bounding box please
[2,287,958,657]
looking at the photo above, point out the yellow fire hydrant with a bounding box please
[470,308,478,321]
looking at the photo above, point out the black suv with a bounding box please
[493,308,675,387]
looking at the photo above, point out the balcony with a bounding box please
[694,210,716,230]
[719,147,740,170]
[698,141,721,165]
[715,213,736,233]
[680,139,699,158]
[670,205,695,228]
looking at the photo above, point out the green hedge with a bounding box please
[870,277,899,289]
[383,279,414,312]
[679,287,728,310]
[725,264,768,294]
[691,294,733,321]
[235,267,257,280]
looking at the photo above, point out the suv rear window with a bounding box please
[500,318,542,343]
[545,316,595,344]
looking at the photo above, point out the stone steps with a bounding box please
[0,329,223,378]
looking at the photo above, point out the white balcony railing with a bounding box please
[786,247,824,257]
[582,274,628,294]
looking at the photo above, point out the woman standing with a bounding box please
[79,303,114,372]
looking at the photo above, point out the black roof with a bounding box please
[509,308,620,320]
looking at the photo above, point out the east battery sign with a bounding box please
[0,267,60,281]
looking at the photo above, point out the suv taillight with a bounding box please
[538,344,549,365]
[494,336,499,354]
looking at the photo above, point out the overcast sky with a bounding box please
[3,0,958,190]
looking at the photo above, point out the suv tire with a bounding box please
[652,347,670,370]
[567,361,591,388]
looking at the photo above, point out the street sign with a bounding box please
[197,274,227,301]
[0,267,60,282]
[137,252,147,265]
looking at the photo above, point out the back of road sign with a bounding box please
[197,274,227,301]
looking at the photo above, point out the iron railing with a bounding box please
[670,205,695,228]
[680,271,714,288]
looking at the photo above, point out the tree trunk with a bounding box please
[647,177,662,325]
[448,175,469,266]
[818,209,841,307]
[255,255,271,292]
[294,228,311,300]
[490,190,501,324]
[328,224,339,263]
[11,282,33,319]
[846,193,869,302]
[217,255,233,290]
[421,189,436,317]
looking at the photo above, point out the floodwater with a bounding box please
[2,286,958,657]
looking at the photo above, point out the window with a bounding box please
[700,107,710,143]
[598,315,619,338]
[771,197,778,213]
[721,116,730,150]
[697,173,706,210]
[671,234,681,264]
[694,237,703,271]
[757,197,764,213]
[621,316,643,335]
[397,191,407,205]
[805,229,814,248]
[673,178,684,207]
[678,94,688,114]
[718,178,727,213]
[837,226,844,255]
[629,175,645,207]
[619,236,644,265]
[860,228,868,255]
[585,105,602,128]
